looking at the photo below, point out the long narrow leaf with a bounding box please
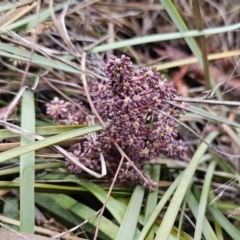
[35,193,118,240]
[90,22,240,53]
[155,131,219,240]
[194,161,216,240]
[208,205,240,240]
[0,125,102,163]
[144,164,161,240]
[137,172,181,240]
[20,90,35,233]
[37,173,127,223]
[187,191,218,240]
[116,185,145,240]
[0,125,86,139]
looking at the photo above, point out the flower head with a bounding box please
[47,55,188,190]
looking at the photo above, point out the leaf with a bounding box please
[0,125,102,163]
[116,185,145,240]
[155,131,219,240]
[35,193,118,240]
[20,90,35,233]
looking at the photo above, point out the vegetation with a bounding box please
[0,1,240,240]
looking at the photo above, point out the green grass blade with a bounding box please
[0,125,86,139]
[78,181,126,224]
[137,173,182,240]
[0,181,96,194]
[187,191,218,240]
[160,0,201,61]
[144,164,161,240]
[208,205,240,240]
[194,161,216,240]
[90,22,240,53]
[35,193,118,240]
[0,3,16,12]
[0,125,102,163]
[214,221,224,240]
[187,105,240,128]
[0,162,64,176]
[36,173,127,223]
[155,131,219,240]
[160,0,220,96]
[19,90,35,233]
[116,185,145,240]
[0,43,80,74]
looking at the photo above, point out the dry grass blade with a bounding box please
[0,1,36,30]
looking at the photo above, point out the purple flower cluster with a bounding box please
[45,97,89,125]
[92,55,187,159]
[46,55,188,190]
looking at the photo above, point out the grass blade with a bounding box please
[155,131,219,240]
[0,125,102,163]
[160,0,201,61]
[36,173,127,223]
[35,193,118,240]
[137,173,182,240]
[0,125,86,139]
[90,22,240,53]
[0,162,64,176]
[194,161,216,240]
[144,164,161,240]
[0,43,80,74]
[20,90,35,233]
[116,185,145,240]
[79,181,126,224]
[160,0,220,96]
[187,191,218,240]
[208,205,240,240]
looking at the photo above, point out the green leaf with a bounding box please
[116,185,145,240]
[155,131,219,240]
[0,125,102,163]
[35,193,118,240]
[187,191,218,240]
[79,181,126,224]
[36,173,126,224]
[90,22,240,53]
[144,164,161,240]
[194,161,216,240]
[20,90,35,233]
[0,43,80,74]
[208,205,240,240]
[137,173,182,240]
[0,125,87,139]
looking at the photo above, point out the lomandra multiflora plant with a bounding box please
[46,55,188,190]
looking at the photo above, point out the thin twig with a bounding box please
[160,110,240,158]
[93,156,124,240]
[0,120,105,177]
[174,97,240,107]
[0,221,29,240]
[80,52,153,239]
[53,210,101,239]
[81,52,105,125]
[42,76,88,116]
[20,0,41,87]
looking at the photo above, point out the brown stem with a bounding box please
[135,101,155,112]
[93,156,125,240]
[133,74,147,81]
[140,89,153,96]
